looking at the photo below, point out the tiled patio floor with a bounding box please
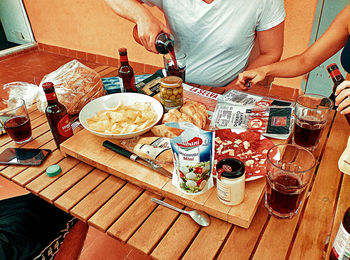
[0,49,151,260]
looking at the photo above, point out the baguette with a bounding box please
[151,124,184,138]
[133,137,173,163]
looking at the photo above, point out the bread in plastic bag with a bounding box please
[37,59,105,115]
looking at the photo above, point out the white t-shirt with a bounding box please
[143,0,285,87]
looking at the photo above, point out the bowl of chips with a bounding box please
[79,93,163,139]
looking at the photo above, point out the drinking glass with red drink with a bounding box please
[265,144,316,219]
[163,53,186,82]
[0,98,32,144]
[293,93,333,151]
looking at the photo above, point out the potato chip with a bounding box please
[86,101,158,135]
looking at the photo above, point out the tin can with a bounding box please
[159,76,183,111]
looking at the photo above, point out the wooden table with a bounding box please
[1,65,349,259]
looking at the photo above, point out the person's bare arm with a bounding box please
[104,0,170,53]
[236,5,350,89]
[223,22,284,91]
[245,22,284,70]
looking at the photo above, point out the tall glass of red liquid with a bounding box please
[293,93,333,151]
[0,98,32,144]
[265,144,316,219]
[163,53,186,82]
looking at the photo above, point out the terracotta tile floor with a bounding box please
[0,49,151,260]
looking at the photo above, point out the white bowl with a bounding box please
[79,93,163,139]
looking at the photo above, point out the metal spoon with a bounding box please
[151,198,210,227]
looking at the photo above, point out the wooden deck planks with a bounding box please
[54,168,109,212]
[182,217,231,260]
[150,209,201,260]
[69,175,125,221]
[88,182,143,232]
[107,191,161,242]
[217,202,269,260]
[127,198,183,255]
[26,156,80,194]
[291,113,350,259]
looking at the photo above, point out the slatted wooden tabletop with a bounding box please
[0,65,349,259]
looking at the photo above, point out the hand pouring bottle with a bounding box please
[132,25,175,55]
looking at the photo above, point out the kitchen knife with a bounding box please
[103,140,172,178]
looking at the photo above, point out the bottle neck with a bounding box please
[120,54,129,65]
[44,89,59,105]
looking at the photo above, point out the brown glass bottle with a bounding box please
[329,207,350,259]
[118,48,136,92]
[327,63,350,125]
[42,82,73,148]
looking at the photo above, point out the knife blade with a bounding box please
[103,140,172,178]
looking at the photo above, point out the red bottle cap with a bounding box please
[326,63,338,70]
[42,82,54,89]
[119,48,127,55]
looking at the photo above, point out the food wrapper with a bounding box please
[217,89,292,108]
[210,104,293,139]
[37,59,105,115]
[1,82,39,109]
[168,122,214,195]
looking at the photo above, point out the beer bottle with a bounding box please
[329,207,350,259]
[42,82,73,148]
[327,63,350,125]
[118,48,136,92]
[132,25,175,55]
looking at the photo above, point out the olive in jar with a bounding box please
[160,76,183,111]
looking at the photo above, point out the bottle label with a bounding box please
[332,222,350,259]
[217,179,231,202]
[45,92,57,101]
[329,69,342,79]
[57,114,73,137]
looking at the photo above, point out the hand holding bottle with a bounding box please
[134,15,171,54]
[335,80,350,115]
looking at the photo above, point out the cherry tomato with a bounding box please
[197,178,203,186]
[179,170,185,178]
[194,167,202,174]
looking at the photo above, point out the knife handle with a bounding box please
[103,141,133,158]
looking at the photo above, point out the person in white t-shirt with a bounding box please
[105,0,285,89]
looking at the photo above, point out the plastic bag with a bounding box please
[37,59,105,115]
[169,122,214,195]
[2,82,39,108]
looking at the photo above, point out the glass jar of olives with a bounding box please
[159,76,183,111]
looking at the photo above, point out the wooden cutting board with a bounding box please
[61,129,267,228]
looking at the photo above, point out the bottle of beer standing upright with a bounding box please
[327,63,350,125]
[118,48,136,92]
[42,82,73,148]
[329,207,350,259]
